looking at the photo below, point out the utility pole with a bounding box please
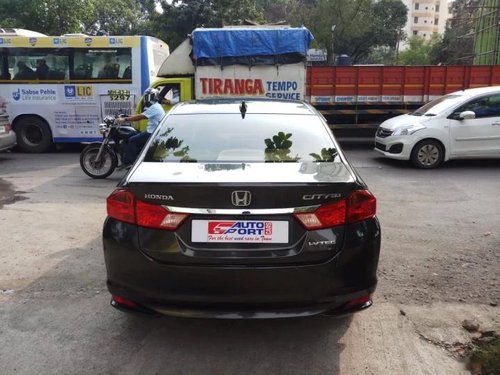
[331,25,336,65]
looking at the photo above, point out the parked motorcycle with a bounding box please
[80,115,138,178]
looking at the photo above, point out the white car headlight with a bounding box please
[392,124,426,136]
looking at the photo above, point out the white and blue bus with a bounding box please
[0,29,169,152]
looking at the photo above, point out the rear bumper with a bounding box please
[103,218,381,319]
[109,289,375,319]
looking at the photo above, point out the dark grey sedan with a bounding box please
[103,99,380,319]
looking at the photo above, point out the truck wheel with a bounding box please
[15,116,53,153]
[410,139,444,169]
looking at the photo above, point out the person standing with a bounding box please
[116,88,165,169]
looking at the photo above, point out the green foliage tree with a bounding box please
[432,0,478,64]
[151,0,263,50]
[0,0,410,66]
[254,0,299,24]
[0,0,93,34]
[81,0,148,35]
[0,0,148,35]
[398,35,442,65]
[360,46,397,65]
[287,0,407,64]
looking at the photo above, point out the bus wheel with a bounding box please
[15,116,53,153]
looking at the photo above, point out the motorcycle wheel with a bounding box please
[80,144,117,179]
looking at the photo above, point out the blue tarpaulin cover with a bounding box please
[192,27,314,59]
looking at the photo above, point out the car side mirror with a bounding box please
[459,111,476,120]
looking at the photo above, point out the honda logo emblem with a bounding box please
[231,191,251,207]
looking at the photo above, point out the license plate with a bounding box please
[192,220,289,243]
[0,125,5,134]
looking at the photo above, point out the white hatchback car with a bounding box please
[374,86,500,168]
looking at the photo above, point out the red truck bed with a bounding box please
[307,65,500,105]
[306,65,500,132]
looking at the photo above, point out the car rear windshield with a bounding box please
[144,113,340,163]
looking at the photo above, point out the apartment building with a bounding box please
[401,0,451,47]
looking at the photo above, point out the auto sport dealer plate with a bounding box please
[191,220,289,243]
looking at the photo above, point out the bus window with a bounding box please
[0,51,9,80]
[7,48,69,80]
[72,48,131,80]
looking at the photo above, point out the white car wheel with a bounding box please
[411,140,444,169]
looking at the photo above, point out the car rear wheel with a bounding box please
[410,139,444,169]
[15,116,53,153]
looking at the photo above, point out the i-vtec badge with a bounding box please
[308,240,336,246]
[303,193,341,200]
[144,194,174,200]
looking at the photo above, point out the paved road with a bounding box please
[0,146,498,375]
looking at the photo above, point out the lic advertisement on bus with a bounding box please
[194,64,306,100]
[5,84,134,140]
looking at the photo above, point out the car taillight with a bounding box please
[5,123,12,132]
[106,189,135,224]
[294,200,346,230]
[346,190,376,224]
[106,188,188,230]
[136,199,188,230]
[294,190,376,230]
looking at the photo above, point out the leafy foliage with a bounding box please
[397,35,442,65]
[431,0,478,64]
[264,132,299,162]
[0,0,93,35]
[147,127,193,161]
[469,338,500,375]
[0,0,408,64]
[151,0,263,50]
[309,147,338,162]
[0,0,151,35]
[81,0,148,35]
[286,0,407,63]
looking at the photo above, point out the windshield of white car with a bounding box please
[410,94,463,116]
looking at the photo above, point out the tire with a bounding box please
[410,139,444,169]
[80,144,117,179]
[15,116,53,153]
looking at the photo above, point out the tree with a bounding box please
[433,0,478,64]
[0,0,147,35]
[81,0,147,35]
[0,0,93,35]
[254,0,299,24]
[286,0,407,64]
[398,35,442,65]
[151,0,264,50]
